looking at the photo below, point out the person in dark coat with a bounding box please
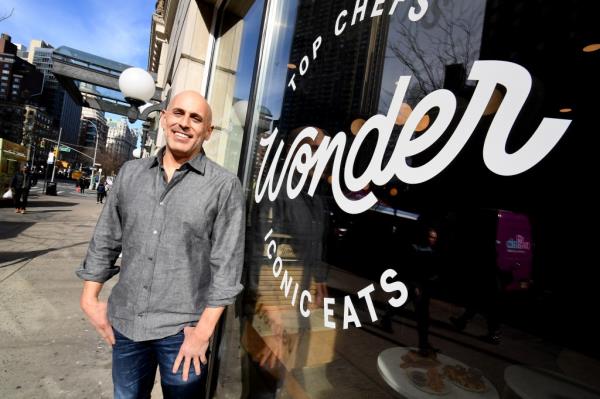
[96,178,106,204]
[10,164,33,214]
[409,225,440,356]
[78,176,86,194]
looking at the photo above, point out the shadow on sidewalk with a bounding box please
[0,200,77,208]
[0,222,36,240]
[24,209,73,214]
[22,201,77,208]
[0,241,89,268]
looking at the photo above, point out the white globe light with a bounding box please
[132,148,142,158]
[119,67,155,103]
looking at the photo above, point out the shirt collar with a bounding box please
[150,147,207,175]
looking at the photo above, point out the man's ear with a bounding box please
[160,110,167,130]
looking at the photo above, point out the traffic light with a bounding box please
[40,139,45,149]
[53,146,59,158]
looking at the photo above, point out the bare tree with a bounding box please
[0,8,14,23]
[385,1,484,105]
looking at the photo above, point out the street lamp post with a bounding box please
[86,120,101,190]
[50,127,63,183]
[118,67,167,157]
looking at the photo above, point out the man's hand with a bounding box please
[257,333,284,369]
[172,326,210,382]
[80,298,115,346]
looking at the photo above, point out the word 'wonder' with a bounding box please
[255,60,571,214]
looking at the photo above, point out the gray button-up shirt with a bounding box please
[76,149,245,341]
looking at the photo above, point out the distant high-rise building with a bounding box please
[80,106,108,150]
[107,118,137,166]
[278,0,389,136]
[15,43,28,60]
[0,33,47,149]
[0,33,44,104]
[27,38,82,145]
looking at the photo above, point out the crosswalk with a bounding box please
[29,182,95,197]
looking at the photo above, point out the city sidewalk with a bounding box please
[0,192,162,398]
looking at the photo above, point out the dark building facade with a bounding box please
[0,34,44,106]
[0,33,50,168]
[26,39,82,145]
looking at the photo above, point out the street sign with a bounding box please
[59,146,71,152]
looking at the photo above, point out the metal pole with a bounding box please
[43,162,48,192]
[51,127,62,183]
[89,123,99,190]
[30,141,36,170]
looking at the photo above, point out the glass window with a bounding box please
[217,1,600,398]
[205,0,266,173]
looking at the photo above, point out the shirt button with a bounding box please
[137,313,143,318]
[143,285,149,290]
[148,256,153,261]
[159,201,164,206]
[152,230,158,235]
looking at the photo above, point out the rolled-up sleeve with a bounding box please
[75,167,125,283]
[206,176,245,307]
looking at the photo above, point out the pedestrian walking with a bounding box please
[96,179,106,204]
[10,164,33,214]
[77,90,245,399]
[78,176,86,194]
[410,225,441,356]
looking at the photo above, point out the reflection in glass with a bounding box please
[224,0,600,398]
[207,0,265,173]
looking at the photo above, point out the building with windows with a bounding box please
[106,117,136,166]
[0,32,49,167]
[15,43,28,60]
[0,34,44,105]
[79,107,108,150]
[26,38,82,145]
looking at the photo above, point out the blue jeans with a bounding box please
[112,328,207,399]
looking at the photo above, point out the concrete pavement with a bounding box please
[0,189,161,398]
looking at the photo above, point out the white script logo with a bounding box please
[255,60,571,214]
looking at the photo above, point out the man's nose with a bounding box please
[178,114,191,129]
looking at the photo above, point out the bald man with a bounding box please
[77,91,245,398]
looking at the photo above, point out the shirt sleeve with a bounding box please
[206,176,245,307]
[75,165,126,283]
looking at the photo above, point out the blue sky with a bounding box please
[0,0,156,140]
[0,0,154,68]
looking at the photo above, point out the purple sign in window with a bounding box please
[496,210,533,290]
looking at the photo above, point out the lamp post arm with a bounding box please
[140,91,170,156]
[140,99,167,120]
[86,121,101,190]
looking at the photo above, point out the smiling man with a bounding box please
[77,90,245,399]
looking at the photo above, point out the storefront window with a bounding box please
[218,1,600,397]
[207,0,266,173]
